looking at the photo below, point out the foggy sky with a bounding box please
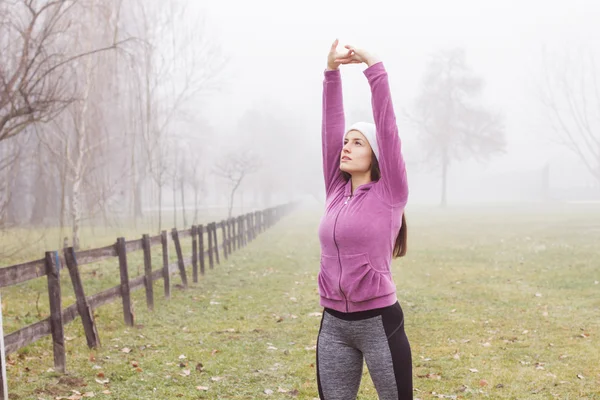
[188,0,600,202]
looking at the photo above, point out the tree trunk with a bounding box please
[440,150,448,208]
[193,184,199,225]
[228,175,244,219]
[172,174,177,229]
[158,184,163,233]
[180,175,187,228]
[29,150,48,225]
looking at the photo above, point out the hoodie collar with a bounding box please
[344,179,376,197]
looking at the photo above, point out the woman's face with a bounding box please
[340,130,373,175]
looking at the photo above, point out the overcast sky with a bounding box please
[186,0,599,201]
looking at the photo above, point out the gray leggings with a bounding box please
[316,302,413,400]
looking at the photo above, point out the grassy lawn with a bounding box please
[1,203,600,399]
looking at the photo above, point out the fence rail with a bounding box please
[0,202,296,397]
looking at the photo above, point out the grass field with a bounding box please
[1,203,600,399]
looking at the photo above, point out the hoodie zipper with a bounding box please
[333,194,352,312]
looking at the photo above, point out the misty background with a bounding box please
[1,0,599,257]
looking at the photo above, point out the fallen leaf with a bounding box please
[482,342,491,347]
[211,376,223,382]
[120,348,131,354]
[178,355,187,360]
[196,386,209,391]
[83,393,95,398]
[264,389,274,395]
[577,374,584,380]
[495,384,504,388]
[267,346,278,350]
[307,312,321,317]
[195,363,204,372]
[211,349,219,356]
[479,379,488,387]
[131,361,139,368]
[101,390,111,395]
[469,368,479,373]
[95,378,109,384]
[535,293,542,297]
[180,369,191,377]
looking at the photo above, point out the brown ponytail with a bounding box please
[393,213,407,258]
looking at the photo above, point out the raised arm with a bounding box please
[336,45,408,205]
[364,61,408,206]
[321,40,356,198]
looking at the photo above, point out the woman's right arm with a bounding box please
[322,67,345,197]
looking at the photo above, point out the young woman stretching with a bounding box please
[316,39,412,400]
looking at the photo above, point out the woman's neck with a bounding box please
[351,173,372,194]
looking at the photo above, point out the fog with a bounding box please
[199,0,600,204]
[1,0,599,256]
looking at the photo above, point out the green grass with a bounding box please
[2,203,600,399]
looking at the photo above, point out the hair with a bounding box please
[342,151,408,258]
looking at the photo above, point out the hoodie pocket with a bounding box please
[340,253,395,303]
[318,254,343,300]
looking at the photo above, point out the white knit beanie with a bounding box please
[345,122,379,160]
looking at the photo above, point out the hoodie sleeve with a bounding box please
[365,62,408,206]
[321,69,346,198]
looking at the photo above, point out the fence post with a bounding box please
[227,218,233,254]
[232,218,237,251]
[142,234,154,311]
[0,292,7,399]
[237,216,242,249]
[191,226,198,283]
[212,222,220,265]
[221,221,228,260]
[171,228,188,288]
[115,238,134,327]
[198,224,205,275]
[64,247,101,346]
[242,215,247,247]
[207,223,214,269]
[45,251,65,373]
[161,231,170,299]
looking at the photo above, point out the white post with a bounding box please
[0,292,8,399]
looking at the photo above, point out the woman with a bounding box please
[316,39,412,400]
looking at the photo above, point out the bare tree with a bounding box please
[215,151,261,219]
[540,47,600,185]
[408,48,506,207]
[35,0,127,249]
[0,0,128,143]
[0,139,22,229]
[128,0,227,232]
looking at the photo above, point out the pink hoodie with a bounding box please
[318,62,408,313]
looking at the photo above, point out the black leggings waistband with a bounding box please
[324,301,401,321]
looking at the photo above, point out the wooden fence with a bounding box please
[0,202,296,396]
